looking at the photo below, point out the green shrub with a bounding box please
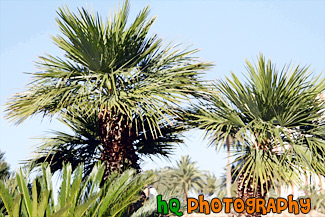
[0,163,153,217]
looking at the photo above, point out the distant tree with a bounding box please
[300,184,325,213]
[0,151,10,180]
[149,168,175,193]
[158,155,205,202]
[197,172,218,199]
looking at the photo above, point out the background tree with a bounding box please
[0,151,10,180]
[157,155,205,202]
[186,54,325,217]
[5,1,211,177]
[300,184,325,213]
[217,165,238,198]
[197,172,218,199]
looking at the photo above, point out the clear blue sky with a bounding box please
[0,0,324,177]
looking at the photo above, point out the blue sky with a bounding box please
[0,0,324,177]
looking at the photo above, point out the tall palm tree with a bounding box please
[5,1,211,176]
[187,54,325,217]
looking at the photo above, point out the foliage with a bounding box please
[218,166,238,198]
[216,180,237,199]
[0,151,10,180]
[130,189,184,217]
[197,172,218,198]
[152,155,206,202]
[186,54,325,195]
[300,184,325,213]
[0,151,11,214]
[0,163,154,217]
[28,108,185,177]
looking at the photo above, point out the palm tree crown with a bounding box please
[5,1,211,175]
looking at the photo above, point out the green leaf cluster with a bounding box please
[0,163,154,217]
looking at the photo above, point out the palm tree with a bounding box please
[187,54,325,217]
[0,151,10,180]
[5,1,211,176]
[162,155,205,202]
[149,168,176,194]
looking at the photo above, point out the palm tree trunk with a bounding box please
[98,109,140,179]
[226,136,232,198]
[236,172,269,217]
[183,188,188,204]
